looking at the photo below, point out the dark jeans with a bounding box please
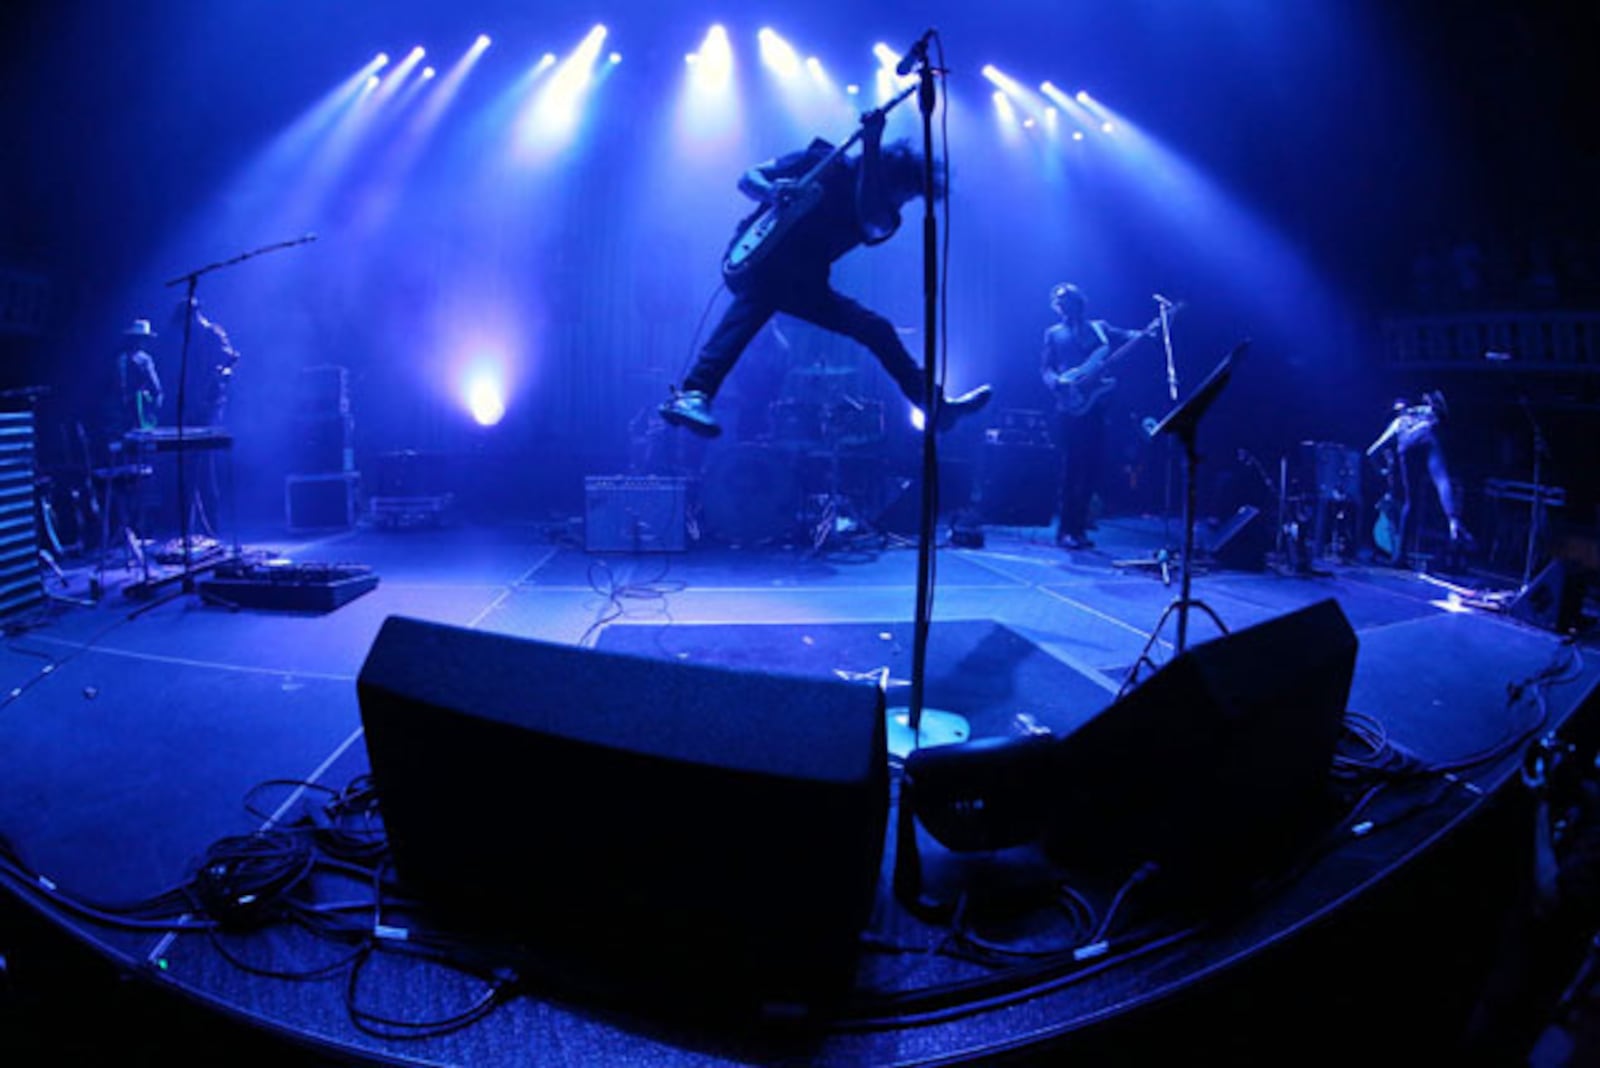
[1397,432,1458,557]
[683,275,926,406]
[1056,408,1105,540]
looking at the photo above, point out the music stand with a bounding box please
[1119,340,1249,695]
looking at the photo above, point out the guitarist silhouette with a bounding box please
[660,103,991,439]
[1041,283,1161,549]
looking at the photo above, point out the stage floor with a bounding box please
[3,514,1598,1065]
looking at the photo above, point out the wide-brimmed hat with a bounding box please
[122,318,156,340]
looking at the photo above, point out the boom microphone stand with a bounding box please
[151,234,316,596]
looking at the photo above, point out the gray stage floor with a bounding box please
[2,513,1597,1065]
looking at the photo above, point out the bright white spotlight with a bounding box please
[1101,120,1115,133]
[692,24,733,89]
[475,34,491,50]
[408,46,425,61]
[758,28,802,80]
[609,51,622,65]
[466,375,506,427]
[1072,130,1085,141]
[374,53,390,69]
[846,83,859,95]
[422,67,436,79]
[1077,90,1091,104]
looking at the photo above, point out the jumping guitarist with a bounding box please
[659,103,991,439]
[1040,283,1155,549]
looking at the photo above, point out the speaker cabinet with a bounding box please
[357,616,889,1011]
[1508,560,1587,634]
[1204,504,1270,571]
[583,475,687,552]
[908,599,1356,885]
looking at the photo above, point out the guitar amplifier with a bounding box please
[585,476,688,553]
[985,409,1053,447]
[286,472,360,533]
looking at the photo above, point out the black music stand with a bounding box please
[1119,340,1249,695]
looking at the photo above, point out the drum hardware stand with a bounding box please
[806,400,885,555]
[1119,341,1248,697]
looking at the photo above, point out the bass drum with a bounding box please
[702,444,801,544]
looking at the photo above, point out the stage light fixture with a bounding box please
[758,28,802,80]
[467,374,506,427]
[690,25,734,90]
[422,67,436,80]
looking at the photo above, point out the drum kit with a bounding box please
[700,359,891,548]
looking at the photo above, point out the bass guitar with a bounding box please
[721,83,916,294]
[1051,303,1184,417]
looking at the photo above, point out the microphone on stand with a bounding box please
[895,29,935,76]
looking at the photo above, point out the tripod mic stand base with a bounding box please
[887,706,970,759]
[1113,550,1176,586]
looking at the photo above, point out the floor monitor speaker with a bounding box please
[357,616,888,1013]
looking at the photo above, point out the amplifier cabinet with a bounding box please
[585,475,688,553]
[286,472,359,533]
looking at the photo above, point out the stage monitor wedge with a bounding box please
[356,616,889,1015]
[909,599,1356,889]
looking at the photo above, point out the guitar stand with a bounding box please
[1119,341,1248,696]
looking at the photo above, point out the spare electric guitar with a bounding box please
[1051,302,1184,417]
[722,83,916,294]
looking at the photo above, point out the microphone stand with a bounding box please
[907,51,939,755]
[153,234,315,596]
[1519,398,1550,596]
[1155,295,1180,555]
[896,31,961,918]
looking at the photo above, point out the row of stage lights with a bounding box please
[352,25,1118,139]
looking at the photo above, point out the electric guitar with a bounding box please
[721,84,916,294]
[1050,303,1184,417]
